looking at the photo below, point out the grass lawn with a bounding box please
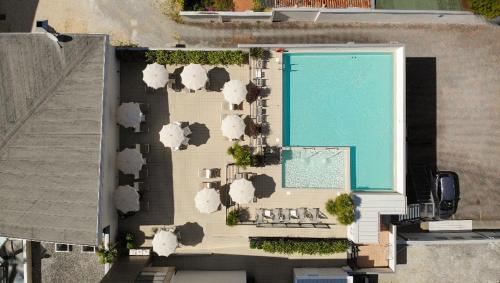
[376,0,465,10]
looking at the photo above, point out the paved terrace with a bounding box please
[119,53,346,258]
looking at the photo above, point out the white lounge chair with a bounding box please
[263,209,273,219]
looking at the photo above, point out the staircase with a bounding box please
[397,203,435,223]
[272,0,371,8]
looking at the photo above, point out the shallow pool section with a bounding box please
[282,148,345,189]
[283,52,394,190]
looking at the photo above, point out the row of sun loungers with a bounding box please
[255,208,322,224]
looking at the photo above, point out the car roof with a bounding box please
[440,175,455,200]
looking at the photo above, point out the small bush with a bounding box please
[226,209,240,226]
[325,193,355,225]
[96,245,118,264]
[213,0,234,11]
[250,47,265,60]
[145,50,248,66]
[253,0,265,12]
[227,142,255,169]
[469,0,500,19]
[249,238,350,255]
[325,199,336,215]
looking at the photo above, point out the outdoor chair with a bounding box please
[263,209,273,219]
[308,208,319,223]
[199,168,220,178]
[273,208,282,222]
[202,181,215,189]
[256,98,268,108]
[281,209,291,223]
[235,173,243,179]
[298,208,307,222]
[182,126,192,136]
[140,144,150,154]
[289,209,299,220]
[256,136,266,147]
[255,209,264,224]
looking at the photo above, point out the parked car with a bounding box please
[431,171,460,219]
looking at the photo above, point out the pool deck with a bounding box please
[119,55,347,259]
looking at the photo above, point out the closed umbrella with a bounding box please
[142,63,169,89]
[117,102,142,129]
[229,178,255,204]
[194,188,221,214]
[223,80,247,105]
[152,230,178,257]
[181,64,207,90]
[159,123,185,148]
[117,148,145,175]
[113,185,140,213]
[221,115,245,139]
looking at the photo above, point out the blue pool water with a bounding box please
[283,52,394,190]
[282,148,345,188]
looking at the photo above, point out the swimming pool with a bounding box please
[283,52,394,191]
[282,147,346,189]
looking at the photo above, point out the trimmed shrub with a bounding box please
[469,0,500,19]
[226,209,240,226]
[145,50,248,66]
[325,193,355,225]
[249,238,350,255]
[125,232,136,250]
[325,199,336,215]
[253,0,265,11]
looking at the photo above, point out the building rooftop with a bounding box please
[0,33,107,245]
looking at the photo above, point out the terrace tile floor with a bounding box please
[119,58,346,259]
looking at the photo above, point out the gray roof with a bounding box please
[0,33,107,245]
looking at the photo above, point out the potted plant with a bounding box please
[325,193,355,225]
[226,209,240,226]
[125,232,136,250]
[96,245,118,264]
[227,142,256,169]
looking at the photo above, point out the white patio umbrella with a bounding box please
[221,115,245,139]
[223,80,247,105]
[229,178,255,204]
[113,185,140,213]
[152,230,178,257]
[159,123,185,148]
[117,148,145,175]
[142,63,169,89]
[117,102,142,129]
[181,64,208,90]
[194,188,221,214]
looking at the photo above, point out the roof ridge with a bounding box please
[0,39,101,154]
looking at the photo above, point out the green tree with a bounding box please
[325,193,355,225]
[469,0,500,19]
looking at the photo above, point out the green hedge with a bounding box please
[469,0,500,19]
[250,238,350,255]
[226,209,240,226]
[145,50,248,65]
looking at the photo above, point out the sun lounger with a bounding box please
[298,208,307,222]
[281,209,290,223]
[290,209,299,220]
[308,208,319,223]
[203,181,215,189]
[273,208,282,222]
